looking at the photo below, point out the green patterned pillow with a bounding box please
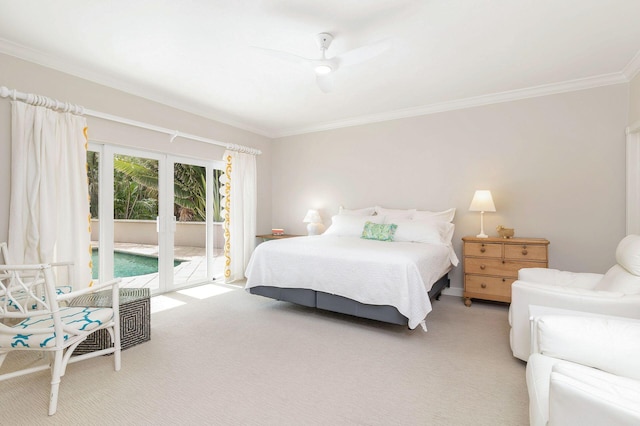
[361,221,398,242]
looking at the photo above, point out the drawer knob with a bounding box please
[522,249,528,255]
[502,278,506,282]
[481,283,487,289]
[480,264,486,270]
[480,247,486,253]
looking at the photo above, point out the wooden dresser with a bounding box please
[462,236,549,306]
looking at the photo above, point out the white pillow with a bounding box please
[393,220,455,244]
[593,264,640,294]
[324,215,383,237]
[375,206,416,220]
[339,205,375,216]
[616,234,640,276]
[413,208,456,223]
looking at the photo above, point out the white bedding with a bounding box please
[244,235,458,329]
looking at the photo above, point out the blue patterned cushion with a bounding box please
[361,221,398,242]
[0,306,114,348]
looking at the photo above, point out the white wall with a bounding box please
[0,53,272,245]
[272,84,629,290]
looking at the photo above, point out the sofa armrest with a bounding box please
[534,315,640,379]
[518,268,603,289]
[549,362,640,426]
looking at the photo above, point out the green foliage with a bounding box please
[87,153,223,222]
[87,151,100,218]
[113,156,158,220]
[174,163,206,221]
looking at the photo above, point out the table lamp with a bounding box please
[469,190,496,238]
[303,209,324,235]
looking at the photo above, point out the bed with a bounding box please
[245,207,459,330]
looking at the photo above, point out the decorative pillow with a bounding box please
[593,264,640,294]
[393,220,454,244]
[375,206,416,220]
[413,208,456,223]
[324,215,383,237]
[339,205,375,216]
[616,234,640,276]
[361,221,397,242]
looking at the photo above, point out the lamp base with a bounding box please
[307,223,325,236]
[476,233,489,238]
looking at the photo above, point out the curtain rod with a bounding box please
[0,86,262,155]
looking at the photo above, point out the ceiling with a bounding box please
[1,0,640,138]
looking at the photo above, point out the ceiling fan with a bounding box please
[255,32,392,93]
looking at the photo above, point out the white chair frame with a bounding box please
[0,263,121,415]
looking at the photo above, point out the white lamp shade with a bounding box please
[303,209,322,223]
[469,190,496,212]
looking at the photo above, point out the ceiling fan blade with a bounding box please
[335,38,392,68]
[251,46,311,66]
[316,73,334,93]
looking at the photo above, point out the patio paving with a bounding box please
[95,243,225,292]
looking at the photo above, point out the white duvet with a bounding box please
[244,235,458,329]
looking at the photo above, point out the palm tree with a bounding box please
[113,155,159,220]
[174,163,206,221]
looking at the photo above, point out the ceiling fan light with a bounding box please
[314,64,332,75]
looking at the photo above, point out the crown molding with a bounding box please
[0,38,275,138]
[622,48,640,80]
[273,72,629,138]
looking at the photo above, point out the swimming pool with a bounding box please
[91,250,183,279]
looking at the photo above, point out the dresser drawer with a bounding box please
[462,236,549,306]
[465,275,514,298]
[464,242,502,258]
[504,244,547,262]
[464,258,526,277]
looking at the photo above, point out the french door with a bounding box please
[88,143,224,294]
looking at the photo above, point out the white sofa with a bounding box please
[526,314,640,426]
[509,234,640,361]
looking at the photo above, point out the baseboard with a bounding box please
[442,287,463,297]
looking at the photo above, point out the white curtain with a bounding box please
[220,150,257,283]
[8,101,92,289]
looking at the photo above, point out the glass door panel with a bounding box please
[170,159,225,288]
[87,150,100,281]
[210,168,225,282]
[112,153,160,291]
[172,161,207,287]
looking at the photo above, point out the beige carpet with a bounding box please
[0,284,528,425]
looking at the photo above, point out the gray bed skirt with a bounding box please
[248,274,450,326]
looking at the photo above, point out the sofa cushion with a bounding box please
[549,362,640,426]
[536,315,640,380]
[594,265,640,294]
[616,234,640,276]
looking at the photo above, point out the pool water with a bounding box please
[91,250,183,279]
